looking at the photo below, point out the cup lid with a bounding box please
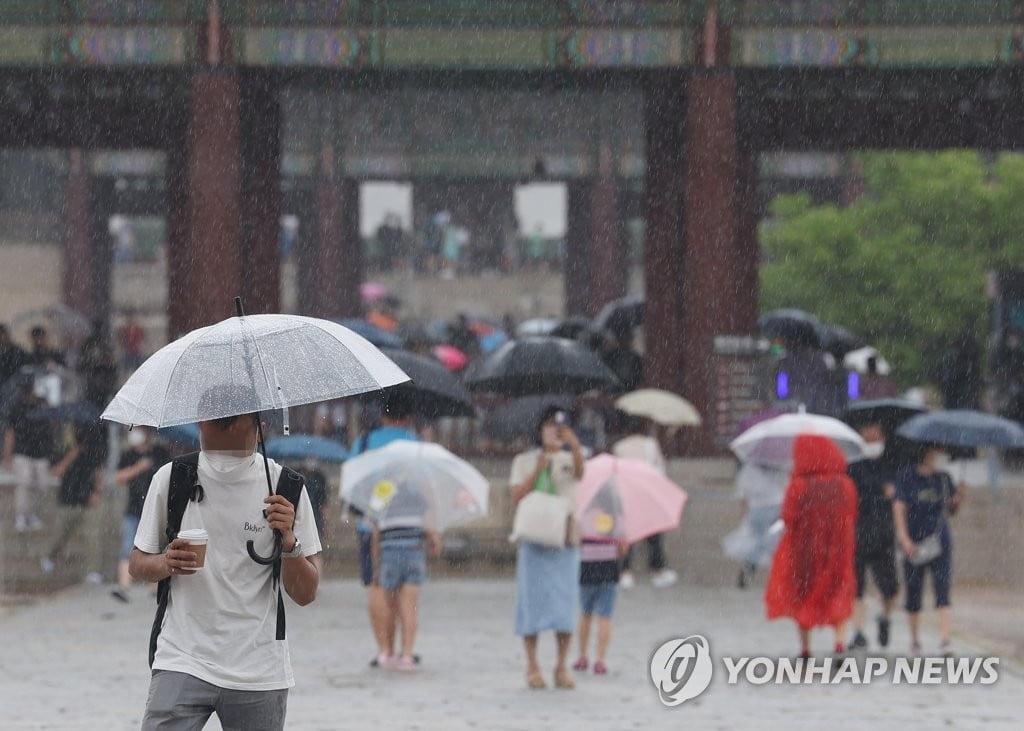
[178,528,209,541]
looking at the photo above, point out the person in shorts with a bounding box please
[372,475,442,672]
[572,535,624,676]
[847,422,899,649]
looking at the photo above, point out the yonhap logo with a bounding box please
[650,635,714,706]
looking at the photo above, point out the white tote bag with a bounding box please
[510,491,571,548]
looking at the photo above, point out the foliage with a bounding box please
[759,150,1024,385]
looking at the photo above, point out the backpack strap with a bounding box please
[271,465,305,641]
[149,452,201,668]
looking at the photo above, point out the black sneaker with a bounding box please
[850,631,868,649]
[877,615,891,648]
[110,588,130,603]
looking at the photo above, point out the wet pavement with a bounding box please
[1,576,1022,730]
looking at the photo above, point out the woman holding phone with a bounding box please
[508,407,585,689]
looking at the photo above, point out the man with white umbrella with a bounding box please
[130,386,323,730]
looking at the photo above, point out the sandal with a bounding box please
[527,669,547,689]
[593,661,608,675]
[572,657,589,672]
[554,668,576,690]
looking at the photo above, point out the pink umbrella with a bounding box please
[575,454,688,544]
[433,344,469,372]
[360,281,389,302]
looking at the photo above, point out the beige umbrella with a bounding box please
[615,389,702,427]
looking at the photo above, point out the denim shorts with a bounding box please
[580,582,618,618]
[121,514,141,561]
[378,542,427,591]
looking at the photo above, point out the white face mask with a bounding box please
[202,449,256,473]
[862,441,885,460]
[127,430,147,448]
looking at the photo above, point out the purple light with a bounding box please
[848,372,860,401]
[776,371,789,400]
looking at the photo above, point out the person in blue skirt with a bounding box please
[509,407,585,690]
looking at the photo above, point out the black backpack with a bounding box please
[148,452,306,667]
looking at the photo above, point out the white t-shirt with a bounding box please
[134,452,322,691]
[612,434,666,474]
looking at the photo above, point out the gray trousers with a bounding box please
[142,670,288,731]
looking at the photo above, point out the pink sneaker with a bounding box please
[572,657,588,672]
[593,661,608,675]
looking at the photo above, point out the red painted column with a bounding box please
[315,160,361,320]
[62,149,92,319]
[643,76,687,397]
[564,180,592,317]
[734,144,761,334]
[178,71,243,332]
[588,148,627,318]
[682,72,740,454]
[240,76,282,315]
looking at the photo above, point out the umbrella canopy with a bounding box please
[575,455,688,544]
[377,348,475,418]
[482,393,574,441]
[11,304,92,339]
[819,324,865,357]
[102,313,409,427]
[264,434,348,463]
[337,318,405,349]
[593,294,644,335]
[516,318,560,338]
[340,440,490,532]
[843,398,927,429]
[478,329,509,353]
[465,336,619,396]
[758,309,824,349]
[27,401,101,424]
[432,345,470,372]
[730,412,866,468]
[844,346,891,376]
[549,316,593,341]
[615,389,702,427]
[156,422,201,448]
[896,410,1024,449]
[360,281,389,302]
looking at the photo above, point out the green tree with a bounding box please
[760,150,1024,386]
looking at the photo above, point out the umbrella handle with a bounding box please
[246,532,283,565]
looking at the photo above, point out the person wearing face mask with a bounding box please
[509,407,585,690]
[111,426,170,602]
[130,404,323,730]
[846,422,899,650]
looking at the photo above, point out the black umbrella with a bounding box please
[820,324,865,357]
[373,348,475,418]
[843,398,928,429]
[483,394,574,441]
[759,308,824,349]
[896,410,1024,449]
[465,336,620,396]
[593,295,644,335]
[27,400,102,424]
[549,316,593,341]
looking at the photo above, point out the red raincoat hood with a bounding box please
[791,434,847,476]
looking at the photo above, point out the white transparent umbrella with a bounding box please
[615,389,702,427]
[844,346,891,376]
[102,308,409,428]
[340,440,490,532]
[730,412,866,468]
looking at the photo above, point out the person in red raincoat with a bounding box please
[765,434,858,657]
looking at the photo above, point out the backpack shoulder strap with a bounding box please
[149,451,201,668]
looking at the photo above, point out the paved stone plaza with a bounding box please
[1,575,1021,730]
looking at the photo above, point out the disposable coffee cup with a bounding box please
[177,528,209,571]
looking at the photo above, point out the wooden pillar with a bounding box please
[173,70,243,333]
[564,180,592,317]
[682,71,740,454]
[315,168,361,320]
[643,76,687,397]
[62,149,92,319]
[588,147,626,318]
[239,75,282,315]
